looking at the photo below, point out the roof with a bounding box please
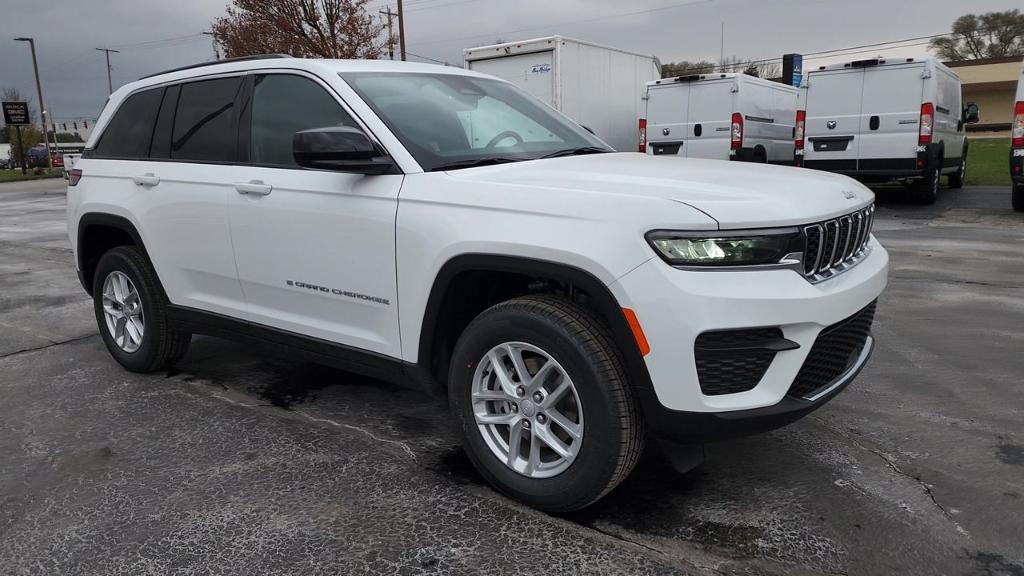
[945,55,1024,68]
[464,36,660,67]
[646,72,798,92]
[808,55,937,73]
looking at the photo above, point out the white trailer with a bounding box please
[643,73,799,164]
[464,36,661,152]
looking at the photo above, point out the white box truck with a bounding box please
[464,36,660,152]
[642,72,799,164]
[797,56,978,204]
[1010,57,1024,211]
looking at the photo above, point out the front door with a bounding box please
[228,72,404,358]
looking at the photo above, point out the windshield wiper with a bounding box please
[540,146,611,159]
[431,157,524,172]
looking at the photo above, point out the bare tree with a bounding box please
[212,0,384,59]
[661,60,716,78]
[930,10,1024,60]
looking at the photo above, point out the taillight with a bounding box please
[638,119,647,153]
[919,102,934,145]
[1012,101,1024,149]
[68,169,82,186]
[794,110,806,151]
[730,112,743,150]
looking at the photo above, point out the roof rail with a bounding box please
[139,54,293,80]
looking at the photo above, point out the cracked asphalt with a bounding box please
[1,178,1023,575]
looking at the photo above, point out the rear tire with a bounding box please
[449,295,644,512]
[1013,182,1024,212]
[913,166,940,205]
[93,246,191,373]
[948,149,967,189]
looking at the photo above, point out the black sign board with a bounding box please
[2,102,31,126]
[782,54,803,87]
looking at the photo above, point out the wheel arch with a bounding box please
[416,254,655,396]
[77,213,162,298]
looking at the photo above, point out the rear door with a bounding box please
[804,68,864,168]
[858,63,924,163]
[468,52,555,108]
[686,78,734,160]
[645,83,688,156]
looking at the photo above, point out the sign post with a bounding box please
[3,102,32,175]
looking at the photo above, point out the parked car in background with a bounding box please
[1012,58,1024,212]
[798,57,978,204]
[643,72,799,164]
[464,36,660,152]
[68,56,887,512]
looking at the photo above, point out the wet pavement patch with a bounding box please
[249,363,339,409]
[428,446,486,486]
[995,443,1024,467]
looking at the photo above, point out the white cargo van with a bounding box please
[642,73,799,164]
[798,57,978,203]
[464,36,661,152]
[1011,58,1024,211]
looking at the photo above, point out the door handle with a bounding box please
[132,173,160,187]
[234,180,272,196]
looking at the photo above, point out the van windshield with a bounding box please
[341,72,611,171]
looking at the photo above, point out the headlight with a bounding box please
[646,229,804,267]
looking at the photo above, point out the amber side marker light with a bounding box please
[622,308,650,356]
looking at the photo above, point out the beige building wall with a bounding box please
[947,56,1023,134]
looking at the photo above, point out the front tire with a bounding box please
[1013,182,1024,212]
[449,295,644,512]
[93,246,191,373]
[948,149,967,189]
[913,166,940,205]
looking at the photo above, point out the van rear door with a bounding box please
[645,83,688,156]
[685,77,735,160]
[804,68,863,170]
[858,63,924,166]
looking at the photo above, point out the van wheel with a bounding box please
[448,295,644,512]
[93,246,191,373]
[913,166,940,205]
[948,149,967,189]
[1013,183,1024,212]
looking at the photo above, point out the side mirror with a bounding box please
[963,103,980,125]
[293,126,395,174]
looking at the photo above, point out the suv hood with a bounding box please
[444,153,873,229]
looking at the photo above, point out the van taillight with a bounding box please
[638,119,647,153]
[68,169,82,187]
[919,102,934,146]
[794,110,806,151]
[1012,101,1024,148]
[730,112,743,150]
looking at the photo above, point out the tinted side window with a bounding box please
[171,77,242,162]
[149,84,180,159]
[93,87,164,159]
[250,74,358,167]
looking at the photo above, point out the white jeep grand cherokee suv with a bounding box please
[68,55,888,511]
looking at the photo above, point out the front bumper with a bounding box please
[609,237,888,440]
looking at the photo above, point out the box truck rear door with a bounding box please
[469,52,555,108]
[685,78,734,160]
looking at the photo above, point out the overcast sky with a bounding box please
[2,0,1021,120]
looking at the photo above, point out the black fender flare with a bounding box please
[416,254,655,393]
[76,213,162,297]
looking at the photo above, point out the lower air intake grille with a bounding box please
[787,301,877,399]
[695,328,784,396]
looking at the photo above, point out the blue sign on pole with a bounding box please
[783,54,803,87]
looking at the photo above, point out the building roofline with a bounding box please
[945,55,1024,68]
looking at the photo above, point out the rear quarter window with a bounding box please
[92,88,164,159]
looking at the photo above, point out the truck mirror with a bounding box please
[963,103,980,124]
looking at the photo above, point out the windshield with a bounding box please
[340,72,611,171]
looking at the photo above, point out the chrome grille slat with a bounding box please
[802,204,875,283]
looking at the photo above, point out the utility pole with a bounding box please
[719,22,725,67]
[13,37,52,170]
[202,31,220,60]
[379,7,397,60]
[397,0,407,61]
[96,48,120,95]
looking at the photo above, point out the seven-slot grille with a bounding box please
[802,205,874,280]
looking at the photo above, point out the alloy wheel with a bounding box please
[101,271,145,353]
[471,342,584,478]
